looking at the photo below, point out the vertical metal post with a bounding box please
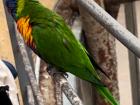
[125,2,140,105]
[3,2,30,105]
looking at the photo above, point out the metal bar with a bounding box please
[27,85,35,105]
[49,67,83,105]
[125,2,140,105]
[55,79,63,105]
[14,26,45,105]
[62,82,83,105]
[77,0,140,58]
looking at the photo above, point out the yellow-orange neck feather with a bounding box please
[17,16,35,49]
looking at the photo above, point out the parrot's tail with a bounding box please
[95,86,119,105]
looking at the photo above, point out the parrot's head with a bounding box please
[5,0,17,20]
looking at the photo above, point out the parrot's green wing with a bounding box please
[27,6,119,105]
[31,16,102,86]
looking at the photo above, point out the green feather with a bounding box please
[96,86,119,105]
[15,0,119,105]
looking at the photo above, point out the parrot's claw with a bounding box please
[62,72,68,78]
[47,64,68,78]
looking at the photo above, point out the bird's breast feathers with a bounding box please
[17,16,36,49]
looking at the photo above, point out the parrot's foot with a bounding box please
[47,64,68,78]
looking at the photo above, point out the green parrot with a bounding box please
[5,0,119,104]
